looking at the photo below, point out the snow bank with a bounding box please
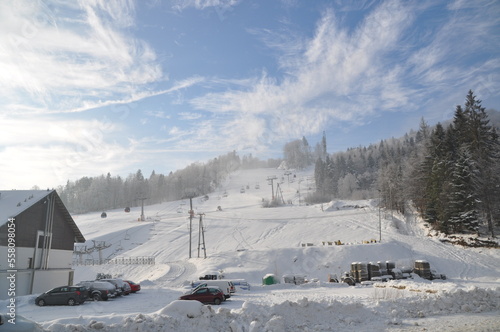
[157,300,204,318]
[37,286,500,331]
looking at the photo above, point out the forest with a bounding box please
[308,91,500,237]
[57,151,280,215]
[57,91,499,237]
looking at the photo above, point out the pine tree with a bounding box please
[422,123,448,228]
[447,147,479,233]
[462,91,500,237]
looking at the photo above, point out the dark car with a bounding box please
[100,278,131,296]
[179,286,224,305]
[35,286,88,306]
[124,280,141,293]
[77,280,117,301]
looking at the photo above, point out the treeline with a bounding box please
[57,151,281,214]
[407,91,499,236]
[305,91,500,237]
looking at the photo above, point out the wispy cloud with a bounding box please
[191,1,415,142]
[178,112,203,120]
[190,0,499,145]
[169,0,240,11]
[0,0,162,114]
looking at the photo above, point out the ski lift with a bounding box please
[124,206,130,213]
[101,212,107,218]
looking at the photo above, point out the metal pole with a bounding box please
[379,198,382,243]
[189,197,193,259]
[197,214,201,258]
[378,190,381,243]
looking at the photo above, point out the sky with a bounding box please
[0,0,499,190]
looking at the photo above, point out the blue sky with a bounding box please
[1,0,499,190]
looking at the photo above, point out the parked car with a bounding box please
[124,280,141,293]
[77,280,117,301]
[180,286,224,305]
[0,313,45,332]
[35,286,88,306]
[430,269,447,280]
[228,279,251,291]
[191,280,234,299]
[100,278,131,296]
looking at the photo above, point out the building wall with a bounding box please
[0,192,76,250]
[0,247,73,270]
[0,269,74,300]
[0,246,75,300]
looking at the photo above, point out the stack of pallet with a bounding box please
[413,260,432,279]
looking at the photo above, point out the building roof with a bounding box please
[0,189,85,243]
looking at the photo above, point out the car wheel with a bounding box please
[67,298,76,306]
[93,293,101,301]
[37,299,45,306]
[214,298,221,305]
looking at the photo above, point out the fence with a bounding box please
[72,256,155,266]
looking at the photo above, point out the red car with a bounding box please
[124,280,141,293]
[179,287,224,305]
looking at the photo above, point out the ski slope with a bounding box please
[3,168,500,331]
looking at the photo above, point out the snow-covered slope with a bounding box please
[3,168,500,331]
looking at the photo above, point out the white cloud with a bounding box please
[170,0,240,11]
[189,0,499,150]
[0,0,162,114]
[190,1,415,142]
[178,112,203,120]
[0,115,137,189]
[145,110,171,119]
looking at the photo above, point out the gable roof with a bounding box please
[0,189,85,243]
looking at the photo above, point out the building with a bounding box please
[0,189,85,299]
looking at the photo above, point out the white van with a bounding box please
[192,280,234,299]
[228,279,251,291]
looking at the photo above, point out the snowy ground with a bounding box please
[3,168,500,331]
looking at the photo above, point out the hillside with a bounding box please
[5,167,500,331]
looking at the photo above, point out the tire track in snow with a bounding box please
[155,261,197,287]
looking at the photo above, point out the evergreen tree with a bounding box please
[462,91,500,236]
[447,147,479,233]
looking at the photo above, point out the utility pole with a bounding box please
[298,179,303,206]
[267,176,277,200]
[378,196,382,243]
[197,213,207,259]
[138,197,147,221]
[275,183,285,204]
[189,197,194,259]
[377,189,382,243]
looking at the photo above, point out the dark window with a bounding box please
[38,235,45,248]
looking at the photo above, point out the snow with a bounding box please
[2,168,500,331]
[0,190,53,226]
